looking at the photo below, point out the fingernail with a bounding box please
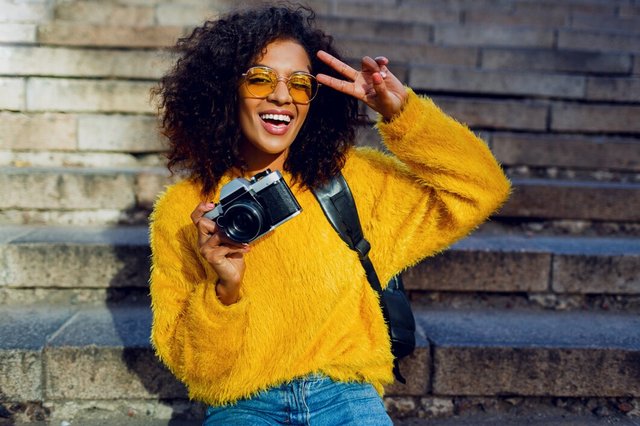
[380,71,387,79]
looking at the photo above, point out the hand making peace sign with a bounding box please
[316,50,408,122]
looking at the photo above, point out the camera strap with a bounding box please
[312,172,415,384]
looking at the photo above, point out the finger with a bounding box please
[317,50,359,81]
[195,216,219,246]
[361,56,382,75]
[201,244,249,267]
[316,73,359,98]
[191,201,216,224]
[203,228,250,251]
[374,56,389,66]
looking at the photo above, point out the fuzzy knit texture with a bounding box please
[149,89,511,406]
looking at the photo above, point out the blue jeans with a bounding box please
[203,374,393,425]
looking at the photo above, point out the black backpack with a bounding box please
[312,172,416,383]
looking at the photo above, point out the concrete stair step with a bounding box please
[1,304,638,424]
[0,166,173,225]
[4,166,640,225]
[501,178,640,222]
[1,226,638,307]
[491,132,640,172]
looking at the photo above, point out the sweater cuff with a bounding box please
[199,259,248,315]
[201,280,248,315]
[375,88,435,142]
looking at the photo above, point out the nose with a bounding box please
[267,79,292,104]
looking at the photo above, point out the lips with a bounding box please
[259,110,294,136]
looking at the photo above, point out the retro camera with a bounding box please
[204,169,302,243]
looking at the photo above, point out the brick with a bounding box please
[0,226,149,288]
[54,1,155,26]
[0,350,41,400]
[431,96,549,131]
[0,209,129,226]
[385,345,430,397]
[554,250,640,294]
[0,23,36,43]
[0,168,137,211]
[492,133,640,171]
[78,115,166,152]
[0,1,49,23]
[135,169,174,209]
[410,67,585,99]
[333,3,460,24]
[0,112,77,150]
[316,17,432,42]
[464,9,567,27]
[517,2,617,17]
[156,4,223,26]
[0,287,118,306]
[0,46,171,79]
[570,12,640,34]
[0,305,76,400]
[26,78,155,113]
[46,400,201,425]
[45,306,186,400]
[619,4,640,18]
[434,24,554,48]
[499,178,640,221]
[422,308,640,397]
[481,48,632,75]
[404,247,550,293]
[37,23,186,48]
[586,77,640,102]
[551,103,640,134]
[558,30,640,54]
[568,3,620,16]
[339,38,477,67]
[0,78,25,111]
[435,346,640,396]
[1,151,156,169]
[355,125,383,150]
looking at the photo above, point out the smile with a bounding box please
[259,113,291,124]
[259,112,294,136]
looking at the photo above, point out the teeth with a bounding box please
[260,113,291,123]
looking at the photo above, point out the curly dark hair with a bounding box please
[154,3,359,196]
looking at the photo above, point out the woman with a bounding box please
[150,4,510,425]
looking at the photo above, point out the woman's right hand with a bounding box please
[191,202,251,305]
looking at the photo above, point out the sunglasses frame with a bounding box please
[241,65,320,105]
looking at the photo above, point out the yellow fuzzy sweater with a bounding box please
[149,90,511,406]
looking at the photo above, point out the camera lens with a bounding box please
[220,202,264,243]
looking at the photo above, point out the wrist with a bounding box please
[215,280,241,305]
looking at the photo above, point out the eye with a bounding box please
[289,74,313,90]
[247,74,273,85]
[245,68,276,86]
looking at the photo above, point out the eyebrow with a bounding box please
[253,63,313,74]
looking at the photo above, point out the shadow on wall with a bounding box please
[106,224,204,425]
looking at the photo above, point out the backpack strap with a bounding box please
[312,172,406,383]
[312,173,384,295]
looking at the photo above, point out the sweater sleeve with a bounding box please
[346,89,511,283]
[149,182,249,388]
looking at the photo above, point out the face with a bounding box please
[238,39,312,173]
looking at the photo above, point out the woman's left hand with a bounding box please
[316,50,408,121]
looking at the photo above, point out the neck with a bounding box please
[239,143,288,177]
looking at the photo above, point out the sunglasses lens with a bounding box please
[243,67,318,104]
[288,74,317,104]
[245,68,276,98]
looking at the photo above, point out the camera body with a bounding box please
[204,169,302,243]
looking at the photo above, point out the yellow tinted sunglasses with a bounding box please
[241,66,320,105]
